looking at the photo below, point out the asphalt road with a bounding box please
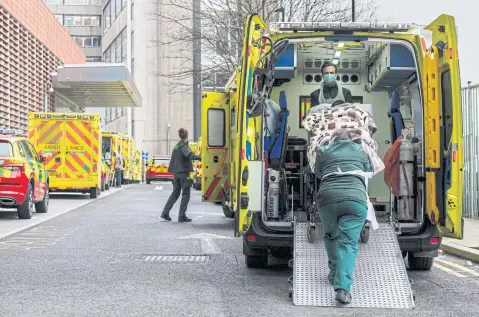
[0,183,478,317]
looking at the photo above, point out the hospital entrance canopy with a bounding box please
[51,63,141,108]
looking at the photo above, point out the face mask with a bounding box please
[323,74,337,86]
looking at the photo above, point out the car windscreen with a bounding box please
[152,159,169,165]
[0,141,12,157]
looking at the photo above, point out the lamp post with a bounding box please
[352,0,356,22]
[44,84,54,113]
[274,7,285,22]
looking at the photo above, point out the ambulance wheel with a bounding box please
[101,180,105,192]
[194,182,201,190]
[408,253,434,271]
[360,227,370,243]
[146,180,151,184]
[90,187,98,199]
[245,254,268,268]
[105,183,110,191]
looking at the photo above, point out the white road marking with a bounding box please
[436,258,479,277]
[434,263,467,278]
[177,233,233,254]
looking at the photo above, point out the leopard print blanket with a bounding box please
[301,103,385,175]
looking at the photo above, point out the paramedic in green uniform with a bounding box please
[314,129,370,304]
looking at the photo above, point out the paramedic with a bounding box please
[160,128,201,223]
[315,129,370,305]
[310,61,353,106]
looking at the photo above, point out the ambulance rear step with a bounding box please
[288,221,415,309]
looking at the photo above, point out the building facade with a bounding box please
[101,0,194,156]
[0,0,85,130]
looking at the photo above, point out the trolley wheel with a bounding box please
[307,225,317,243]
[360,226,370,243]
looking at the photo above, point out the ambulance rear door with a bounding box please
[424,14,464,239]
[201,91,230,202]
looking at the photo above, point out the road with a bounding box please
[0,183,478,317]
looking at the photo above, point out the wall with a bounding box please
[0,0,85,64]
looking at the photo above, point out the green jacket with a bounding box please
[167,140,201,175]
[315,136,371,208]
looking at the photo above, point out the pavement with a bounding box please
[0,183,478,316]
[441,218,479,263]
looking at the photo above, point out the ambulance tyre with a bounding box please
[35,182,49,213]
[245,253,268,269]
[105,183,110,190]
[222,203,234,218]
[146,180,151,184]
[101,180,105,192]
[407,253,434,271]
[90,187,98,199]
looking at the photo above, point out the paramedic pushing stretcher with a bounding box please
[315,129,370,305]
[160,128,200,223]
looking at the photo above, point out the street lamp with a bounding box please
[274,7,285,22]
[167,122,172,155]
[352,0,356,22]
[44,84,54,113]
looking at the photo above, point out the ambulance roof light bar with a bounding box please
[269,22,419,33]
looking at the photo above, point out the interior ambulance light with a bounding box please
[334,51,342,58]
[332,58,340,65]
[337,42,345,48]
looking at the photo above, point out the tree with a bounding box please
[153,0,379,93]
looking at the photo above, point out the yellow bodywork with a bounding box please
[28,113,102,192]
[201,14,464,239]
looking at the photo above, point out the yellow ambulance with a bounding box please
[29,113,102,198]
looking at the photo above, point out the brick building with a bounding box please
[0,0,85,130]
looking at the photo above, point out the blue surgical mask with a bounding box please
[323,74,337,86]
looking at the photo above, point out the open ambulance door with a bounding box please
[234,14,268,237]
[424,14,464,239]
[201,92,230,203]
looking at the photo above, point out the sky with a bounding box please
[375,0,475,86]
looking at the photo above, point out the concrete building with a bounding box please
[0,0,85,130]
[101,0,194,155]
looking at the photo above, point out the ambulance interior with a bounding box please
[265,38,425,233]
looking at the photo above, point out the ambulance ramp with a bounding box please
[292,222,414,309]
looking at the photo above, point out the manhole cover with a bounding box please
[142,255,210,262]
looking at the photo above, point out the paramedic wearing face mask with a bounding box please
[310,61,353,106]
[314,129,370,305]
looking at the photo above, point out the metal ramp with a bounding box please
[291,222,415,309]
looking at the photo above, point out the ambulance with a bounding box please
[29,113,102,198]
[201,14,464,270]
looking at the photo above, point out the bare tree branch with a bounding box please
[153,0,380,93]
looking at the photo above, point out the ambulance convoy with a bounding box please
[28,113,143,199]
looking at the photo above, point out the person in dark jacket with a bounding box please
[315,129,370,305]
[310,61,353,106]
[160,128,201,222]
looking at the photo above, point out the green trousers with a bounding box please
[318,200,367,292]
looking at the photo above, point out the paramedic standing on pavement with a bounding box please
[310,61,353,106]
[315,129,370,305]
[160,128,201,223]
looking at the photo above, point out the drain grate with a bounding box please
[142,255,210,262]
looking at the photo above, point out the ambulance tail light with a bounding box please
[429,237,440,245]
[247,235,256,242]
[3,164,25,177]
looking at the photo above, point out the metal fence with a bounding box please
[462,84,479,219]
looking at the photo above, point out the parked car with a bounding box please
[146,155,174,184]
[0,129,49,219]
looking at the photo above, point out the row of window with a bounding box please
[54,14,101,27]
[72,36,101,47]
[86,56,102,62]
[44,0,101,5]
[103,27,127,63]
[103,0,127,34]
[105,107,127,124]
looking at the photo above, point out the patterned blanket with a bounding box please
[301,103,385,175]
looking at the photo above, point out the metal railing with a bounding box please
[462,83,479,219]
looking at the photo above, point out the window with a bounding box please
[116,0,122,17]
[54,14,63,25]
[21,141,34,160]
[73,16,82,26]
[64,16,74,26]
[131,31,134,58]
[64,0,101,5]
[15,142,25,157]
[131,58,135,76]
[121,29,127,61]
[91,16,101,26]
[86,56,102,62]
[44,0,64,4]
[131,3,134,20]
[0,141,12,157]
[103,0,126,33]
[207,109,225,147]
[73,36,101,47]
[152,159,170,165]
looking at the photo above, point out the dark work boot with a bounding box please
[160,213,172,221]
[328,270,335,285]
[335,289,352,304]
[178,216,192,223]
